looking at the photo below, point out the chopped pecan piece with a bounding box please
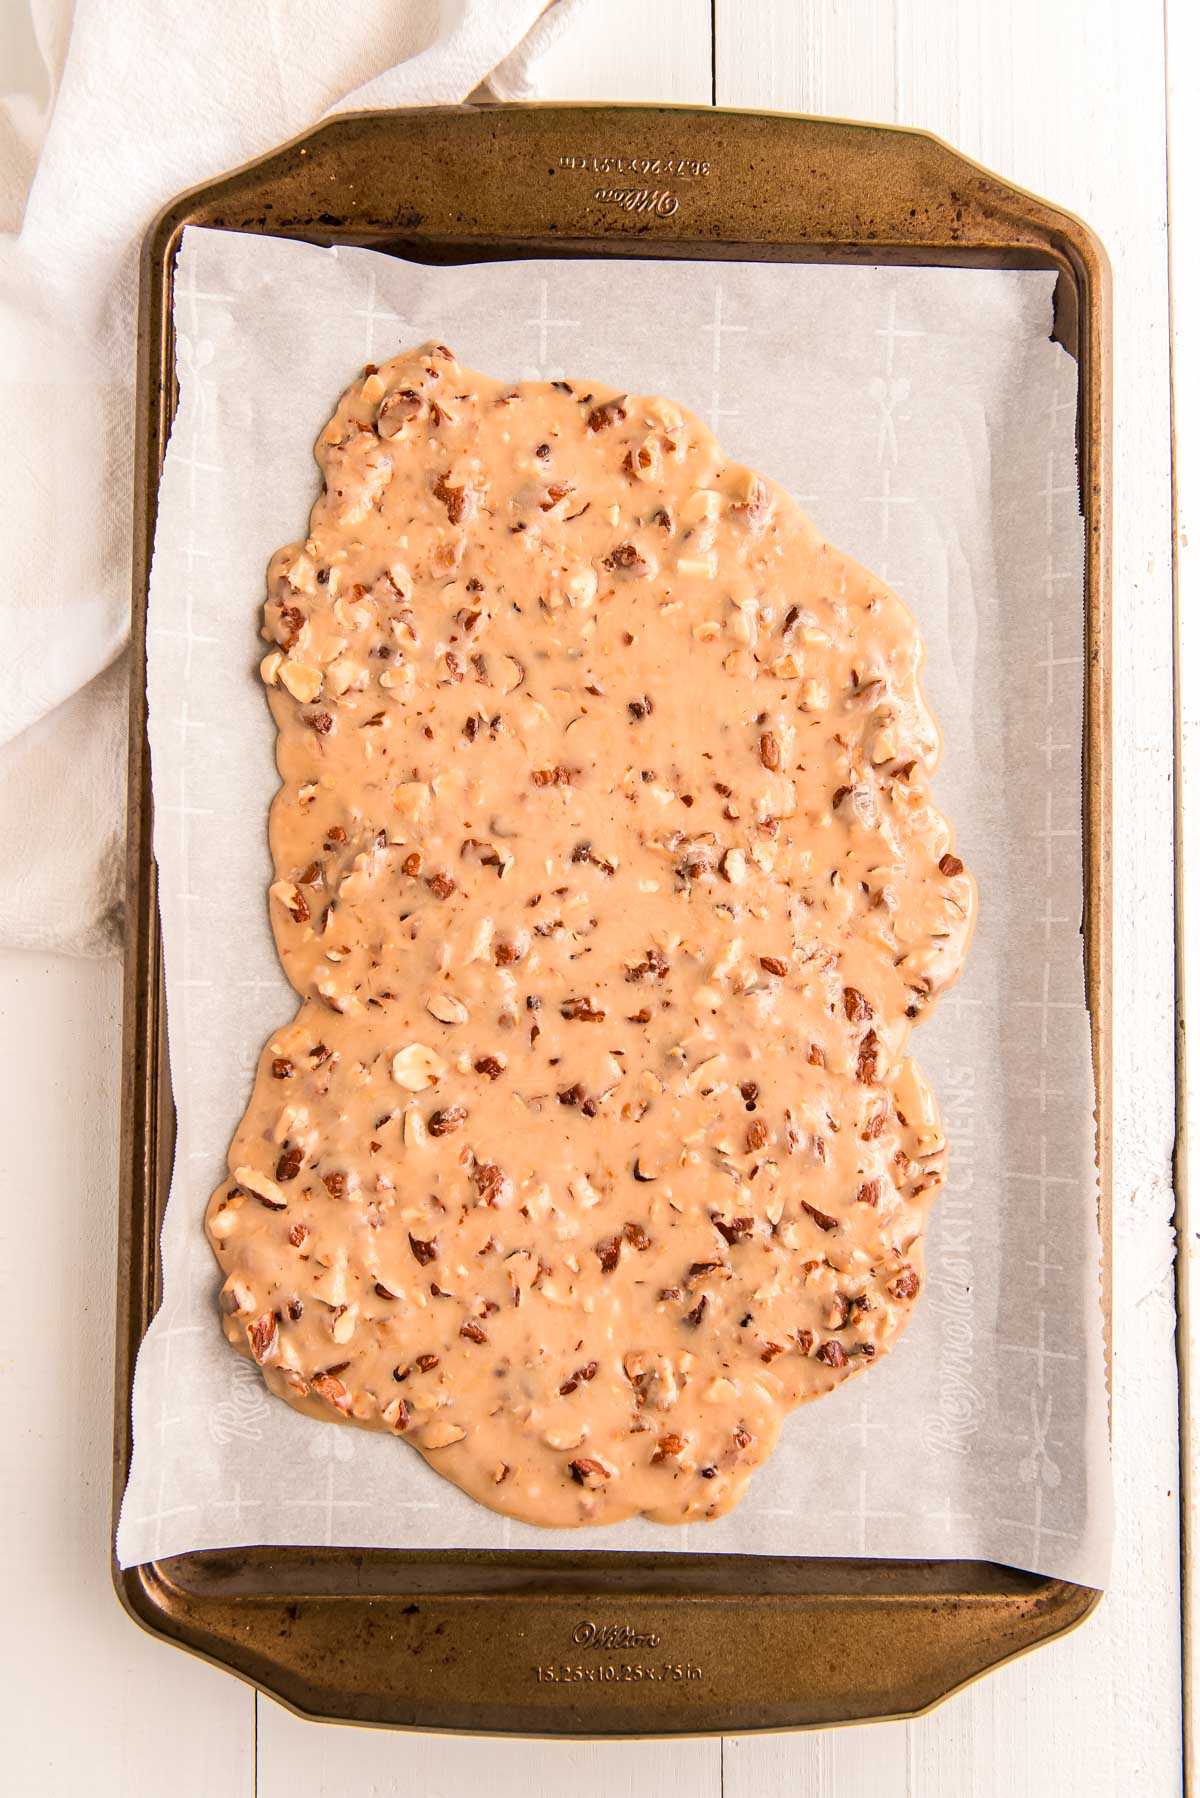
[856,1179,881,1206]
[759,730,782,771]
[626,948,669,983]
[377,388,423,436]
[746,1119,769,1152]
[428,1104,468,1136]
[816,1341,849,1369]
[844,986,874,1023]
[275,1147,303,1182]
[759,955,789,977]
[569,1456,614,1487]
[606,544,651,577]
[586,397,627,432]
[939,852,964,876]
[596,1236,623,1274]
[408,1233,439,1266]
[560,996,606,1022]
[889,1267,921,1301]
[272,1057,295,1079]
[652,1434,686,1462]
[801,1200,839,1233]
[713,1214,754,1246]
[571,840,617,875]
[460,1320,488,1344]
[560,1360,599,1395]
[312,1371,353,1413]
[623,1221,652,1250]
[247,1312,278,1364]
[471,1162,510,1205]
[856,1030,881,1083]
[760,1341,786,1363]
[433,473,473,524]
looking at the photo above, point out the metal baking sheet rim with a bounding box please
[113,102,1112,1736]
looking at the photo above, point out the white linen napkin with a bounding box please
[0,0,583,955]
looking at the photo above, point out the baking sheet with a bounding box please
[116,227,1109,1585]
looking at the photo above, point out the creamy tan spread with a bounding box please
[206,343,976,1528]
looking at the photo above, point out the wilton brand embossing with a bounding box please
[556,152,712,217]
[558,154,711,177]
[573,1620,662,1650]
[593,187,679,217]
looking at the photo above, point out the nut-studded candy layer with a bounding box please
[207,345,976,1527]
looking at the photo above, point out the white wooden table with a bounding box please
[0,2,1186,1791]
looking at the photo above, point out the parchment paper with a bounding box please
[117,227,1110,1586]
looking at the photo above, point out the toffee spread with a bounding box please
[206,344,975,1526]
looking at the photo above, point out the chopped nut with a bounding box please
[428,1103,468,1136]
[586,397,627,431]
[426,992,469,1025]
[331,1304,358,1345]
[596,1236,623,1274]
[801,1200,839,1233]
[377,387,423,436]
[269,881,310,925]
[391,1043,447,1091]
[278,660,322,703]
[759,730,782,771]
[274,1146,303,1183]
[856,1030,881,1083]
[247,1312,278,1363]
[312,1372,353,1414]
[234,1165,288,1211]
[422,1420,468,1449]
[605,543,652,577]
[569,1455,615,1487]
[560,996,606,1022]
[844,987,874,1023]
[889,1266,921,1301]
